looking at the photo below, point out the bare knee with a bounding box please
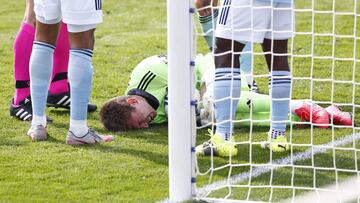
[214,37,244,68]
[34,21,61,46]
[195,0,218,16]
[68,29,95,50]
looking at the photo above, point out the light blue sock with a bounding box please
[269,71,291,132]
[198,10,218,50]
[30,41,55,125]
[240,43,254,87]
[240,42,252,74]
[213,68,241,140]
[68,49,93,121]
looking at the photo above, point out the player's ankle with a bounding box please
[69,119,88,137]
[269,129,286,139]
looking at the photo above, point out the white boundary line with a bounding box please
[281,176,360,203]
[158,132,360,203]
[195,132,360,198]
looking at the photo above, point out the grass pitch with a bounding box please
[0,1,169,202]
[0,0,359,202]
[195,0,360,201]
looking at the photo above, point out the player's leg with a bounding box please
[197,0,252,157]
[214,37,244,140]
[28,0,62,140]
[213,0,252,143]
[260,2,294,151]
[261,39,291,151]
[195,0,258,93]
[195,0,218,50]
[48,22,69,96]
[236,95,331,128]
[290,100,330,128]
[46,23,72,110]
[65,29,113,144]
[47,22,98,112]
[66,29,95,142]
[62,0,113,144]
[236,91,270,113]
[241,43,259,93]
[325,105,352,126]
[10,0,37,121]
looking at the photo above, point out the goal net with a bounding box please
[167,0,360,202]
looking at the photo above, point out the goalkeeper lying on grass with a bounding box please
[99,53,352,155]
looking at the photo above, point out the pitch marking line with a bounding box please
[158,132,360,202]
[196,132,360,197]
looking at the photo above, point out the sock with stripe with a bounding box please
[49,23,70,95]
[198,10,218,50]
[213,68,241,141]
[68,49,93,136]
[269,71,291,132]
[270,129,286,139]
[13,22,35,106]
[30,41,55,127]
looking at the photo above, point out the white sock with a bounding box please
[32,114,46,127]
[69,119,88,137]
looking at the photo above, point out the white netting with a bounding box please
[193,0,360,202]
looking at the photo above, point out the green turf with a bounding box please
[0,0,359,202]
[194,0,360,201]
[0,1,169,202]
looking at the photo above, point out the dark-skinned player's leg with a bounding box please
[214,37,244,139]
[262,39,292,148]
[211,37,244,155]
[197,37,245,157]
[195,0,218,50]
[194,0,258,92]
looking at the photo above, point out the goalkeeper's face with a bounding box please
[127,97,157,129]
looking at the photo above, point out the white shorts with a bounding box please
[34,0,102,26]
[215,0,294,43]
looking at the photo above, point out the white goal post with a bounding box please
[167,0,196,201]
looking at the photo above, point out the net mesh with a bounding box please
[193,0,360,202]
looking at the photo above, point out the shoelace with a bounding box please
[206,128,214,138]
[88,129,103,142]
[202,129,216,145]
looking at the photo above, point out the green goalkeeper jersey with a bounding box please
[125,53,295,125]
[125,53,218,124]
[126,55,169,124]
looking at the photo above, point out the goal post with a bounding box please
[167,0,195,201]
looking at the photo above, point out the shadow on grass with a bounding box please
[70,143,169,166]
[45,134,67,144]
[48,121,69,131]
[47,108,170,145]
[41,124,169,166]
